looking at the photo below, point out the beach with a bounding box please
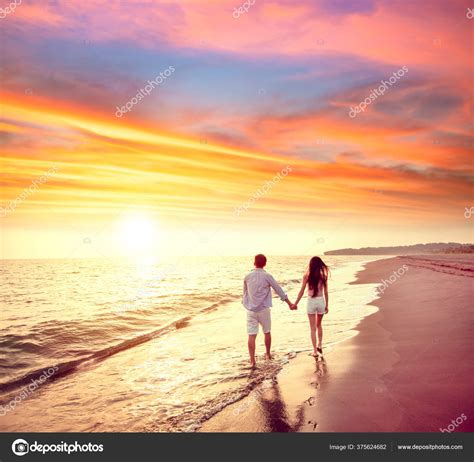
[200,255,474,432]
[0,255,380,432]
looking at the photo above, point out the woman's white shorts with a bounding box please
[307,296,326,315]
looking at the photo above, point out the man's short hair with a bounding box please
[254,254,267,268]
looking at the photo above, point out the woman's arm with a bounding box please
[324,280,329,313]
[294,273,308,306]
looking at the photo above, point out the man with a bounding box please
[243,254,296,368]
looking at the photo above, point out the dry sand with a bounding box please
[200,255,474,432]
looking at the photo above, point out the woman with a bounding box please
[294,256,329,357]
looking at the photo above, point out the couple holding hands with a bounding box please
[242,254,329,368]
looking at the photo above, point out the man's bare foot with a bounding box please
[311,351,318,357]
[265,352,273,360]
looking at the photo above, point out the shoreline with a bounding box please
[200,254,474,432]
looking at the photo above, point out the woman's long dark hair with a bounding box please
[308,256,328,297]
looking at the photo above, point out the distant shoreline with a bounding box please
[325,242,473,255]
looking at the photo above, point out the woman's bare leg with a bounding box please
[307,314,317,354]
[317,314,324,349]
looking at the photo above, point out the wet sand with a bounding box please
[200,255,474,432]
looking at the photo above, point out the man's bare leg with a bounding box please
[264,332,272,359]
[248,334,257,367]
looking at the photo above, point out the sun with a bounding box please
[117,212,159,255]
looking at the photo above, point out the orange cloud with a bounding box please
[1,92,470,232]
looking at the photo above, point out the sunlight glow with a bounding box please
[118,213,159,255]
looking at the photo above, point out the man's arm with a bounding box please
[243,278,248,303]
[267,274,294,308]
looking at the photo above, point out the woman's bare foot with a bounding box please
[265,352,273,360]
[311,351,318,357]
[250,360,257,369]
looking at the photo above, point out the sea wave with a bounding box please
[0,298,235,398]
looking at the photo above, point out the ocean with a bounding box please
[0,255,382,432]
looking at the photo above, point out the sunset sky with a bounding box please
[1,0,473,259]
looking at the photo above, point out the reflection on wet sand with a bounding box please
[257,382,304,432]
[256,356,327,432]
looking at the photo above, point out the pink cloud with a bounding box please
[7,0,471,77]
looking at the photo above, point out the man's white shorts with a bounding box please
[246,308,271,335]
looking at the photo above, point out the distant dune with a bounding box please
[324,242,474,255]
